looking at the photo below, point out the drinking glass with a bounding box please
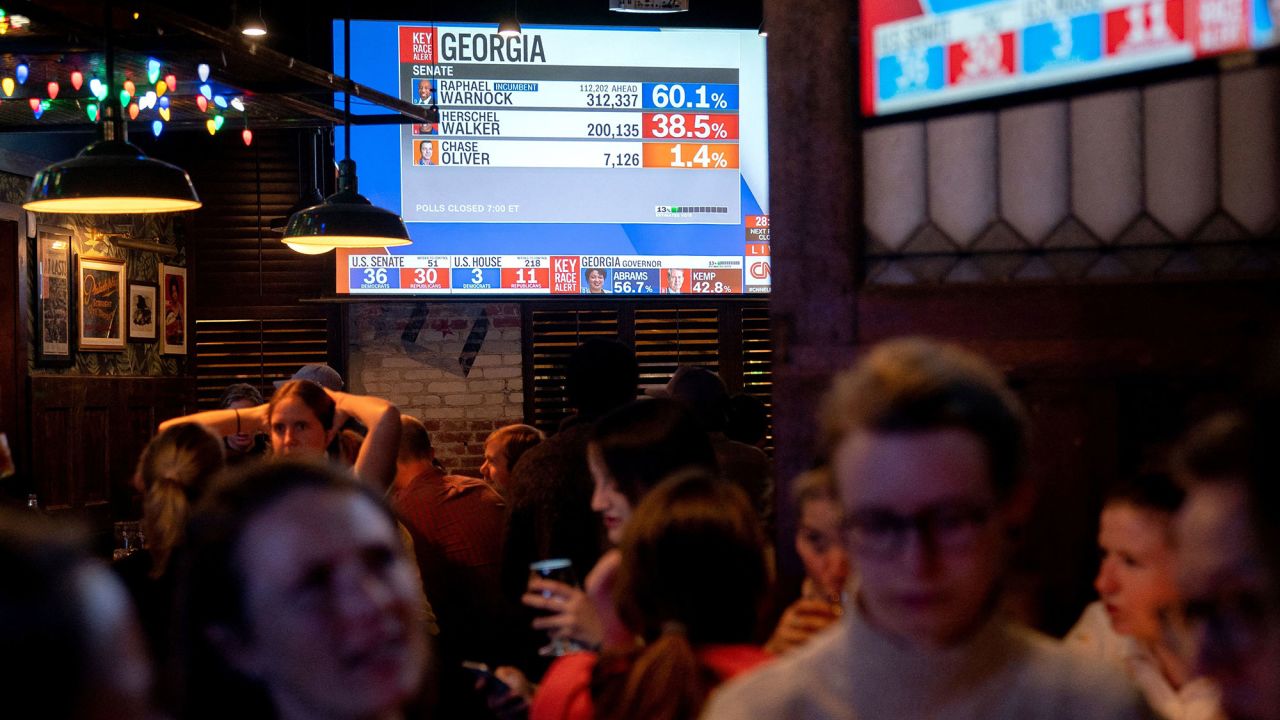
[529,558,584,657]
[801,577,846,617]
[113,521,144,561]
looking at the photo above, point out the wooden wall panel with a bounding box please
[80,406,112,507]
[28,376,196,530]
[33,406,73,509]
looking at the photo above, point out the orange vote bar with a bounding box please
[642,142,740,170]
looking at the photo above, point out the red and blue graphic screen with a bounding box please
[332,22,770,296]
[862,0,1278,115]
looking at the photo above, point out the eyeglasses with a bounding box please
[841,503,992,559]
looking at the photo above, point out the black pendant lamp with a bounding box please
[24,3,200,215]
[282,11,410,251]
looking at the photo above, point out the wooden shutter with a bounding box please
[523,302,770,446]
[634,307,722,388]
[193,318,330,408]
[525,308,621,433]
[740,305,774,449]
[149,129,332,315]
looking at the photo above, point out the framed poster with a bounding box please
[160,264,187,355]
[77,256,127,352]
[127,282,158,342]
[35,229,73,365]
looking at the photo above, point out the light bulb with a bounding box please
[285,242,335,255]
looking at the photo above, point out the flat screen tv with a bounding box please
[862,0,1279,116]
[332,21,770,296]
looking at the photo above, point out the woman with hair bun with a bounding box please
[530,470,771,720]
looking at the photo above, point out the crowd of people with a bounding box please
[1,337,1277,720]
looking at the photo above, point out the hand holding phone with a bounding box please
[464,662,533,720]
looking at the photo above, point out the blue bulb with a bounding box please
[213,95,227,108]
[16,64,28,85]
[159,96,170,109]
[199,83,212,100]
[152,120,163,137]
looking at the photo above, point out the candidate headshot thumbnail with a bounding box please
[663,268,687,294]
[582,267,610,294]
[414,78,437,106]
[414,140,437,166]
[412,123,439,136]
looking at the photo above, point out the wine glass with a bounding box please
[113,521,143,561]
[529,558,584,657]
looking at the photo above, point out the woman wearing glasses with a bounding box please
[1067,474,1224,720]
[705,338,1145,720]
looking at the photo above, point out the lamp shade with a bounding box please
[23,139,202,214]
[497,17,522,37]
[283,160,411,248]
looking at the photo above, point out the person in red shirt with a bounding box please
[391,416,507,667]
[530,470,771,720]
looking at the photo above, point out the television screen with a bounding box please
[862,0,1279,116]
[332,21,770,296]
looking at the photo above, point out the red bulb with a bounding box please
[165,74,177,92]
[28,97,40,111]
[70,71,84,91]
[47,81,59,99]
[196,95,208,112]
[242,128,254,146]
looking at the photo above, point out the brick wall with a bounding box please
[347,302,524,476]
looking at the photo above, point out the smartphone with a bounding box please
[461,660,513,696]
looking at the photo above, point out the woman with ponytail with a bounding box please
[530,471,771,720]
[115,422,224,709]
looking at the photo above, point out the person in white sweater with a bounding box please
[703,338,1146,720]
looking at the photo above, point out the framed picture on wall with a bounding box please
[35,229,74,365]
[159,264,187,355]
[77,256,127,352]
[126,282,158,342]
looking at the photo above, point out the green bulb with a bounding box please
[40,99,51,110]
[213,114,225,130]
[119,90,130,107]
[86,103,99,122]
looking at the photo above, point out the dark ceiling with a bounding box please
[0,0,762,134]
[200,0,763,66]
